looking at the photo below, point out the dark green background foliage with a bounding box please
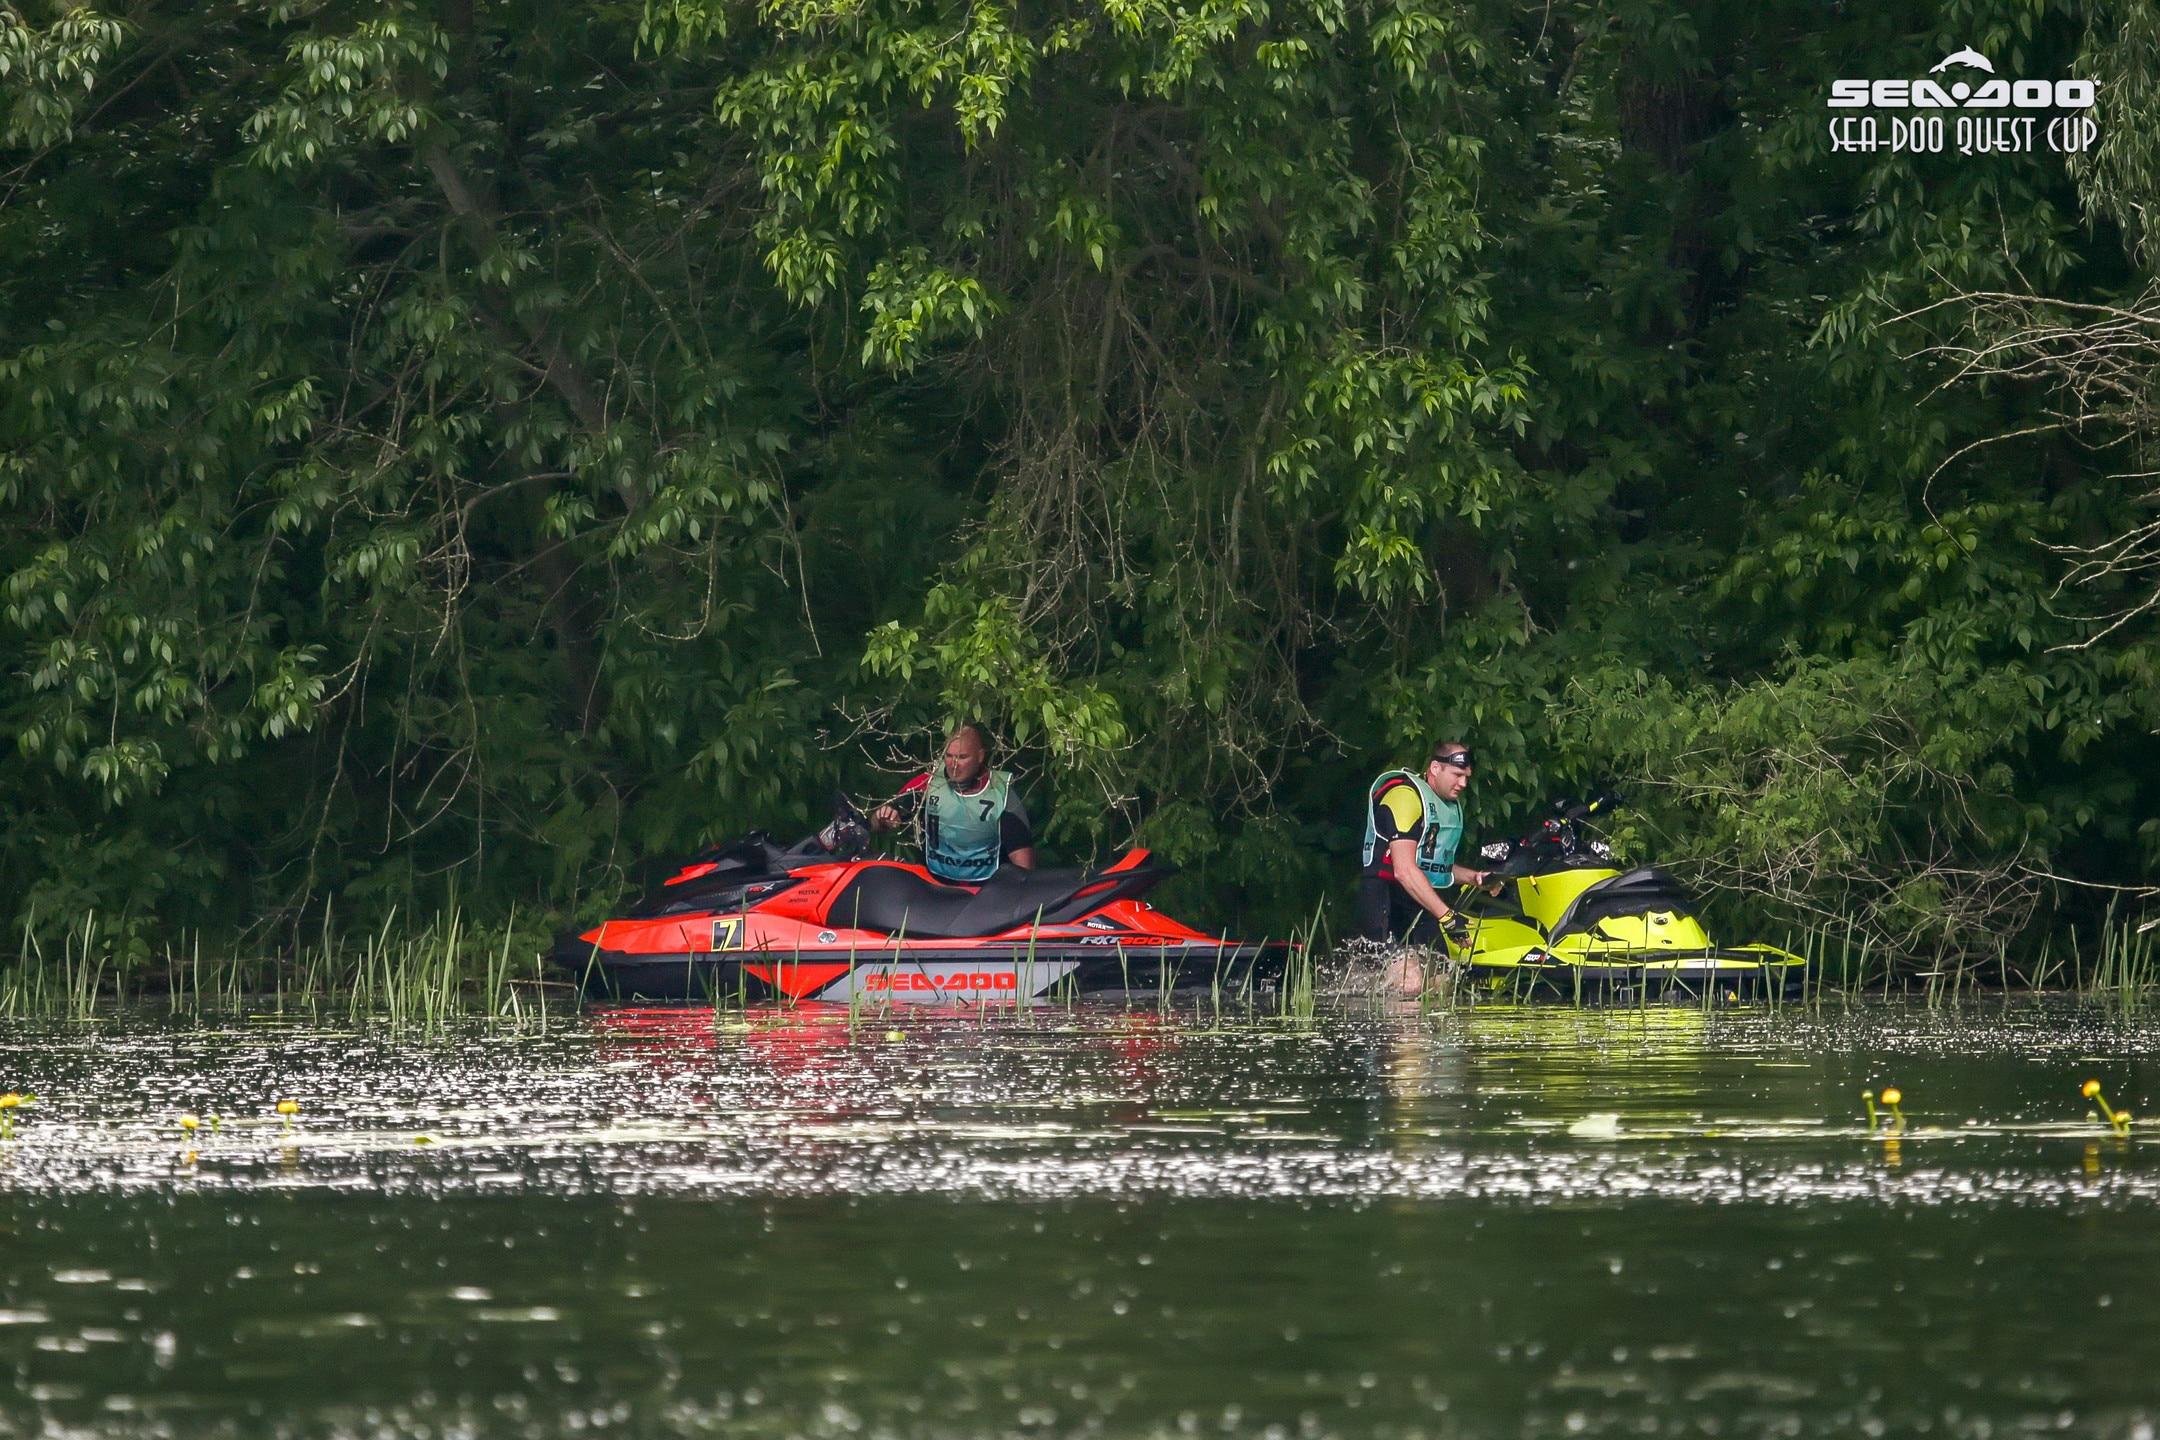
[0,0,2154,966]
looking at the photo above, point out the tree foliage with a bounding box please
[0,0,2152,963]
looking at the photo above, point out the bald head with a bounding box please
[943,724,991,788]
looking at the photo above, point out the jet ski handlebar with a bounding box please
[1548,789,1625,823]
[1476,789,1626,875]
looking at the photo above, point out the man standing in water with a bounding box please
[872,723,1038,882]
[1360,742,1489,991]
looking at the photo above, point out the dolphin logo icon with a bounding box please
[1930,48,1995,73]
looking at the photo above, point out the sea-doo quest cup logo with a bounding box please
[1828,49,2097,157]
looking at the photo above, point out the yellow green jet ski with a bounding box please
[1447,794,1806,999]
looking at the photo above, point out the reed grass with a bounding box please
[16,894,2155,1031]
[1753,903,2160,1009]
[2078,903,2160,1008]
[0,912,110,1020]
[0,906,558,1033]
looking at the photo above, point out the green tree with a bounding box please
[0,0,2151,972]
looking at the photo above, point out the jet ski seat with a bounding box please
[1546,867,1697,943]
[825,861,1172,939]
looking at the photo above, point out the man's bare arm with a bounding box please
[1388,838,1457,921]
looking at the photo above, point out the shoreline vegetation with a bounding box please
[7,907,2158,1029]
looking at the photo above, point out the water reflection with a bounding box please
[0,998,2153,1434]
[0,998,2154,1201]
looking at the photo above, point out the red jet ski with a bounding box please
[559,805,1294,1004]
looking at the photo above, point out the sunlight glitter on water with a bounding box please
[0,998,2152,1202]
[2,997,2158,1438]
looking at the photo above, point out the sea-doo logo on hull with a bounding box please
[816,960,1080,1003]
[864,971,1020,992]
[1828,49,2096,157]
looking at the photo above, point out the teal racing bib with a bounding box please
[1360,769,1462,886]
[924,769,1014,883]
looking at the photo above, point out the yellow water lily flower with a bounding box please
[2082,1080,2131,1134]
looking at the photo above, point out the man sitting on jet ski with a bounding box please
[870,723,1039,883]
[1359,742,1491,972]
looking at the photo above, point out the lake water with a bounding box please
[0,996,2155,1437]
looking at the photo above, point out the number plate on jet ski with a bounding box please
[710,917,744,951]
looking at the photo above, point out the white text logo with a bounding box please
[1828,49,2097,156]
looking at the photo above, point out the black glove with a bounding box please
[1440,911,1472,948]
[816,813,871,858]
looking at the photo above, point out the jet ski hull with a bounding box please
[571,941,1296,1004]
[1461,948,1808,1001]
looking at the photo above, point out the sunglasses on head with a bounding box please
[1434,750,1474,769]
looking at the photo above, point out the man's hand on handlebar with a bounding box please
[870,804,901,833]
